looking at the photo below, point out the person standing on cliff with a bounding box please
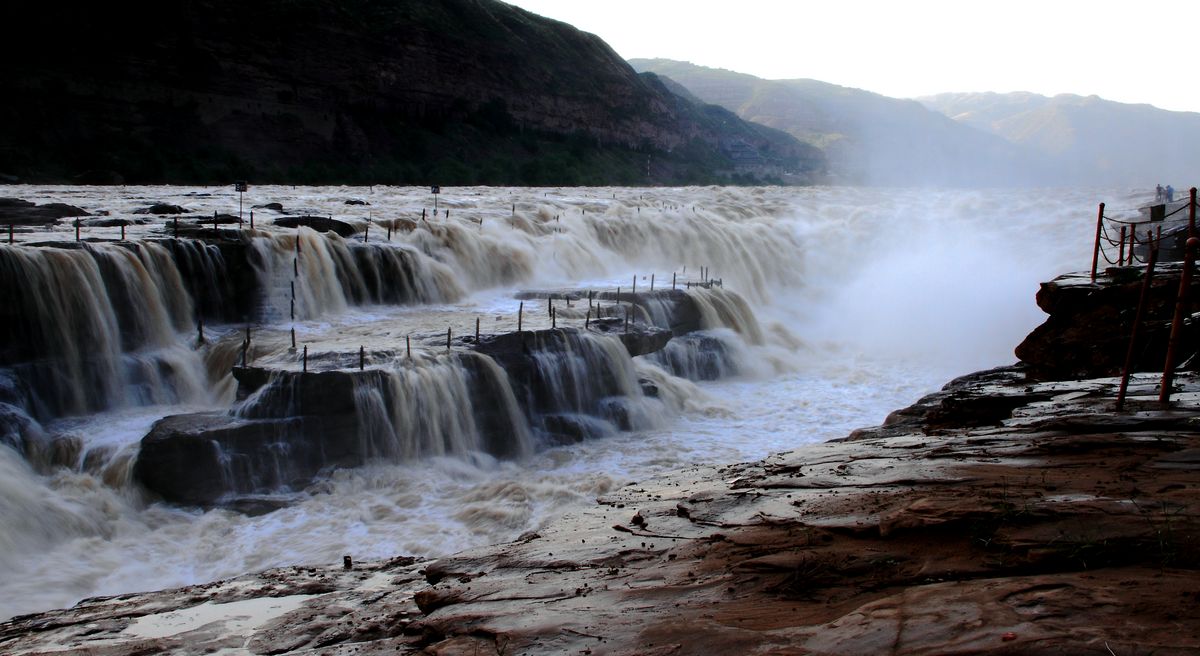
[1156,184,1164,203]
[1167,185,1175,203]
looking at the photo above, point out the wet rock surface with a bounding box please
[0,198,90,225]
[10,368,1199,654]
[1016,265,1200,380]
[275,215,359,237]
[136,324,677,507]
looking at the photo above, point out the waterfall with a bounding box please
[0,242,210,418]
[248,229,466,321]
[686,287,766,345]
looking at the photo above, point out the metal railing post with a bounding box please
[1190,187,1197,239]
[1091,203,1105,281]
[1118,226,1127,265]
[1160,237,1199,405]
[1116,235,1157,410]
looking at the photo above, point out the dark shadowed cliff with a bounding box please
[0,1,824,185]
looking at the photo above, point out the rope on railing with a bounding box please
[1093,188,1198,278]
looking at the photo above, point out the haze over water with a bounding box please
[0,183,1140,620]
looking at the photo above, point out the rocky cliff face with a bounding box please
[0,1,823,185]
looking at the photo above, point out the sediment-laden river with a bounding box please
[0,184,1139,620]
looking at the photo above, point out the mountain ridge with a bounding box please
[630,58,1048,187]
[918,91,1200,185]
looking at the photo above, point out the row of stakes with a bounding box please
[17,195,708,246]
[227,260,721,374]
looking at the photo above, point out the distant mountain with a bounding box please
[630,59,1046,186]
[918,92,1200,185]
[0,1,823,185]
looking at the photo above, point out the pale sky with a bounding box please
[504,0,1200,113]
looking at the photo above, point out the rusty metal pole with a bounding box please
[475,317,480,342]
[1116,237,1158,410]
[518,301,523,332]
[1091,203,1105,281]
[1118,226,1127,265]
[1160,237,1199,405]
[302,345,308,372]
[359,345,365,370]
[1190,187,1198,239]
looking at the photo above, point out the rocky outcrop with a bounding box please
[274,215,358,238]
[0,198,89,225]
[134,412,357,507]
[132,203,188,215]
[135,324,677,507]
[1015,264,1200,380]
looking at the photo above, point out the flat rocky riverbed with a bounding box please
[3,366,1197,655]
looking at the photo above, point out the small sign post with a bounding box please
[235,181,249,223]
[431,185,441,214]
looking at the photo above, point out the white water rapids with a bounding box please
[0,184,1148,620]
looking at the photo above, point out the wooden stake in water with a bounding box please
[387,224,392,241]
[624,307,629,334]
[7,224,12,244]
[585,309,590,329]
[120,224,125,241]
[551,306,556,329]
[197,318,204,344]
[75,218,80,241]
[302,345,308,372]
[406,335,411,359]
[364,223,369,243]
[632,275,636,294]
[475,317,480,342]
[446,327,452,353]
[359,345,365,370]
[250,210,254,230]
[518,301,524,332]
[650,274,654,292]
[291,326,296,349]
[672,272,676,290]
